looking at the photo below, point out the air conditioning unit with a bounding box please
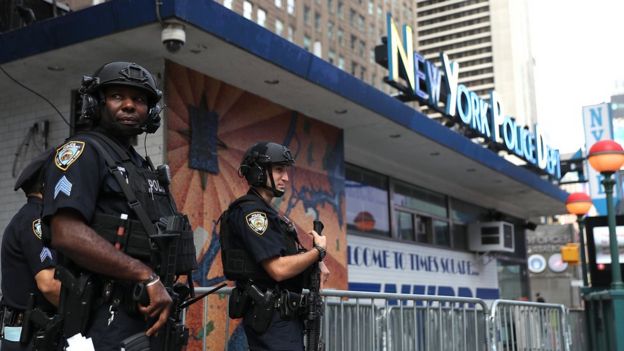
[468,221,515,253]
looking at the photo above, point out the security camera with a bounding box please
[161,23,186,53]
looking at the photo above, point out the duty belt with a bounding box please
[248,284,305,314]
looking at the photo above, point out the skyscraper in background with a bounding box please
[414,0,537,126]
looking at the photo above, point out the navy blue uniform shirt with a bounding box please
[1,197,55,311]
[41,134,154,225]
[229,190,304,291]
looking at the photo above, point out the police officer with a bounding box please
[1,149,60,350]
[221,142,329,351]
[41,62,196,350]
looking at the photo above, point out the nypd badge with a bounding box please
[246,212,268,235]
[55,141,85,171]
[32,218,42,240]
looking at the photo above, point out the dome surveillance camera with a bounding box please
[161,23,186,53]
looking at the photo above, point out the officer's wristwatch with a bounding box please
[313,245,326,261]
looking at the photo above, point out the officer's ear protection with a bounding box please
[79,75,100,121]
[79,75,163,134]
[239,151,268,187]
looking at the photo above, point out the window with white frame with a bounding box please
[257,8,266,26]
[313,41,322,57]
[288,26,294,41]
[243,0,253,19]
[275,19,284,36]
[287,0,295,14]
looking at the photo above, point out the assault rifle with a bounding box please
[304,220,325,351]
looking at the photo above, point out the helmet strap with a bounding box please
[264,164,285,198]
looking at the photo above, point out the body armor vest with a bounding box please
[84,132,196,274]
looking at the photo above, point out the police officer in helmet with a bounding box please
[221,142,329,351]
[1,150,60,350]
[41,62,196,350]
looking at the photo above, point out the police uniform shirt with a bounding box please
[1,197,55,311]
[41,133,167,232]
[230,190,302,291]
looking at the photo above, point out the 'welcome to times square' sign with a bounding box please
[375,14,561,179]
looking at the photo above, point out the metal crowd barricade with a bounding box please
[193,287,574,351]
[193,287,488,351]
[567,308,588,351]
[488,300,571,351]
[320,289,489,351]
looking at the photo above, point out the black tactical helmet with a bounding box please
[239,142,295,197]
[79,62,163,133]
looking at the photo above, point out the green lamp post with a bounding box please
[587,139,624,289]
[566,192,593,286]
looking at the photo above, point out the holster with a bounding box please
[228,287,250,319]
[55,266,95,338]
[246,285,275,335]
[20,294,63,351]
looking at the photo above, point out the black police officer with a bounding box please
[41,62,195,350]
[221,142,329,351]
[1,149,60,350]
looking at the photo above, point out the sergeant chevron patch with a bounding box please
[54,175,72,199]
[246,212,268,235]
[40,247,52,262]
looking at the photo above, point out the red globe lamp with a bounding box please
[565,192,593,216]
[587,139,624,174]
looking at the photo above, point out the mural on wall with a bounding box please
[165,60,346,350]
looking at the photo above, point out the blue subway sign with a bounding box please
[376,14,561,179]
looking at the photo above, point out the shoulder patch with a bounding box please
[32,219,42,240]
[246,212,268,235]
[55,141,85,171]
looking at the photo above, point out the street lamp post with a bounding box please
[588,139,624,289]
[566,192,593,286]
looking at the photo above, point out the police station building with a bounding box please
[0,0,567,348]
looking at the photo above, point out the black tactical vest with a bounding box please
[84,132,196,274]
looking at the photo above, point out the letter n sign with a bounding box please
[582,103,615,215]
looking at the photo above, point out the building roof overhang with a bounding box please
[0,0,568,218]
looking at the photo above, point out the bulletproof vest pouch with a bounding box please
[228,286,250,319]
[175,228,197,273]
[91,213,151,260]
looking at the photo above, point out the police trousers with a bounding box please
[1,338,33,351]
[243,309,304,351]
[86,303,146,351]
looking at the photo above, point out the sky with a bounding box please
[528,0,624,155]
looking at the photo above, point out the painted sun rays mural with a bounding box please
[165,60,346,350]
